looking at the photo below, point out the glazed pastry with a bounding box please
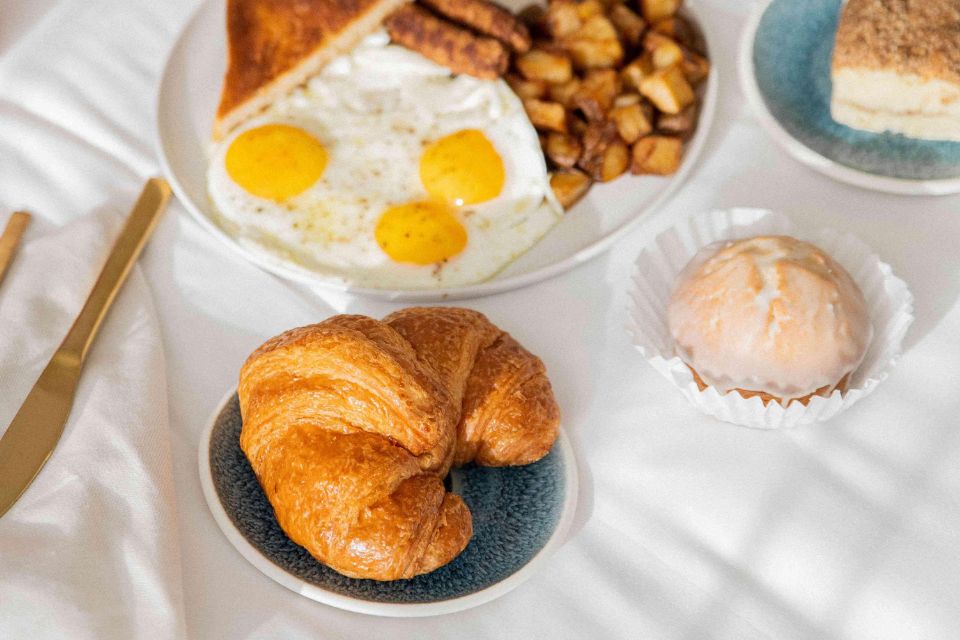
[238,307,559,580]
[667,236,872,405]
[831,0,960,141]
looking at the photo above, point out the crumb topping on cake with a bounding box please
[833,0,960,85]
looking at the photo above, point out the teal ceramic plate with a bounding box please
[739,0,960,195]
[198,391,578,617]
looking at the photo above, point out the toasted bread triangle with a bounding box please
[214,0,411,139]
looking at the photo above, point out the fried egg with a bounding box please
[207,32,563,290]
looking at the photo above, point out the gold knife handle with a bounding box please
[59,178,171,362]
[0,211,32,285]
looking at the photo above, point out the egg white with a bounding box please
[207,32,563,289]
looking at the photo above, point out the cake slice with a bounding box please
[831,0,960,141]
[214,0,411,139]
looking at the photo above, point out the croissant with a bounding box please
[238,307,560,580]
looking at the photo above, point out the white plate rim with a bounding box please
[738,0,960,197]
[155,0,719,302]
[197,388,580,617]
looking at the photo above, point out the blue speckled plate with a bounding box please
[739,0,960,195]
[198,391,577,617]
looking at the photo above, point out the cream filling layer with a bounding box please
[831,68,960,141]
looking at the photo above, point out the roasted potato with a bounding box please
[578,121,629,181]
[506,73,548,100]
[613,92,642,107]
[639,65,694,114]
[545,132,584,168]
[681,48,710,84]
[550,169,592,209]
[517,48,573,82]
[652,16,697,50]
[573,14,618,40]
[523,98,568,132]
[564,37,624,69]
[631,135,683,175]
[620,54,654,92]
[576,0,605,20]
[548,77,582,107]
[639,0,681,23]
[656,103,697,137]
[610,102,653,143]
[597,138,630,181]
[569,113,589,137]
[547,0,582,38]
[573,68,620,120]
[643,31,684,69]
[608,4,647,47]
[507,0,706,204]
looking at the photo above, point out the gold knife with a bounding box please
[0,178,171,518]
[0,211,32,286]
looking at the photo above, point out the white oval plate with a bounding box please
[198,389,579,617]
[156,0,717,301]
[739,0,960,196]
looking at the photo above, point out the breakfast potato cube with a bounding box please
[652,16,697,50]
[517,49,573,83]
[506,73,548,100]
[631,135,683,175]
[573,68,620,120]
[573,14,618,40]
[577,121,629,180]
[523,98,568,132]
[640,0,681,23]
[579,121,616,161]
[597,138,630,181]
[639,65,694,114]
[643,32,684,69]
[610,103,653,143]
[608,4,646,47]
[545,132,584,168]
[569,113,589,136]
[681,48,710,85]
[578,121,628,181]
[564,37,623,69]
[613,92,642,107]
[549,168,592,209]
[620,54,654,92]
[548,77,582,107]
[547,0,582,38]
[657,103,697,137]
[576,0,605,20]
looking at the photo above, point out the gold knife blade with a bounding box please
[0,178,171,518]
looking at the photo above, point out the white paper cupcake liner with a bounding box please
[627,208,914,429]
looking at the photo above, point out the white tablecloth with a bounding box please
[2,1,960,638]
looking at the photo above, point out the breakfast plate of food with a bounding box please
[157,0,716,300]
[198,307,578,615]
[740,0,960,195]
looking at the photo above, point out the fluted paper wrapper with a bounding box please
[627,208,914,429]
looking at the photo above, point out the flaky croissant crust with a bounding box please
[238,307,560,580]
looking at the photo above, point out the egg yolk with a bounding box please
[375,201,467,265]
[225,124,328,201]
[420,129,505,206]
